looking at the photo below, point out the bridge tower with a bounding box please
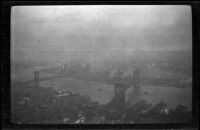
[132,67,141,88]
[113,83,129,104]
[34,70,39,88]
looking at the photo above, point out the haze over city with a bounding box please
[12,6,192,64]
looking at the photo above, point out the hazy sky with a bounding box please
[11,5,192,62]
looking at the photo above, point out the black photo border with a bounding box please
[1,1,199,129]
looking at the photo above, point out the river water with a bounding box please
[40,77,192,110]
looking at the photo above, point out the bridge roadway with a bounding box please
[16,74,190,89]
[15,74,65,86]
